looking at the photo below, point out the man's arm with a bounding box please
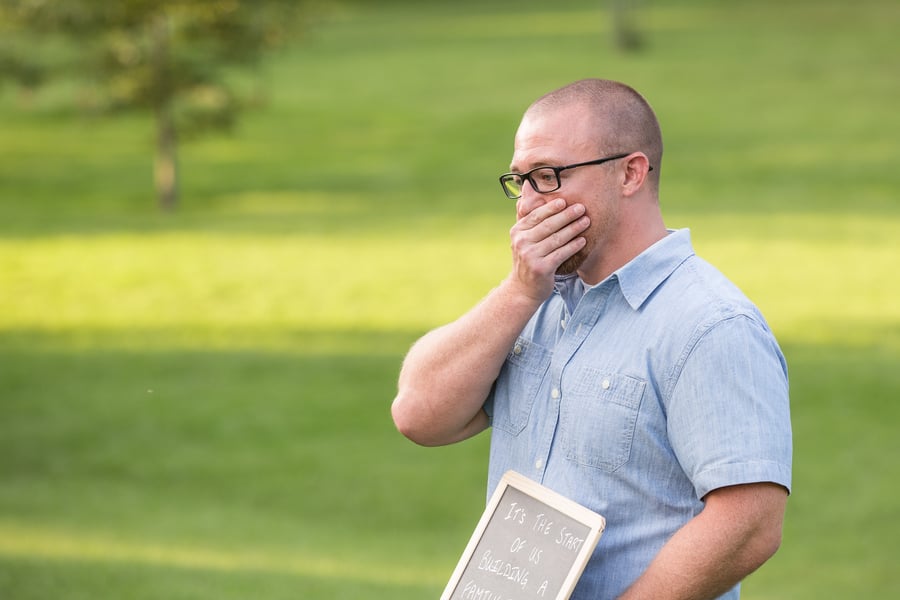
[391,198,590,446]
[618,482,788,600]
[391,279,541,446]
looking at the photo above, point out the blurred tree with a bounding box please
[0,0,310,211]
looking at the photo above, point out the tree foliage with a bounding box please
[0,0,310,210]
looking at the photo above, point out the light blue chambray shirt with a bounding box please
[483,228,792,599]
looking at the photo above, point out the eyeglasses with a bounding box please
[498,153,652,199]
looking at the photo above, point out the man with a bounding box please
[391,79,792,599]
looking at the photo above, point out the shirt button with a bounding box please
[513,343,522,355]
[602,379,611,390]
[551,388,560,399]
[561,319,567,330]
[535,458,543,470]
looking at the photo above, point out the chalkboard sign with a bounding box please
[441,471,606,600]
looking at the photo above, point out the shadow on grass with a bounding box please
[0,554,441,600]
[0,327,489,599]
[1,329,897,597]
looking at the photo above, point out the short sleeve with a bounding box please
[667,314,792,499]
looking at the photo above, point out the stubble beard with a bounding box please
[556,250,586,276]
[556,214,596,276]
[555,202,607,278]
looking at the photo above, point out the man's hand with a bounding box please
[508,197,590,302]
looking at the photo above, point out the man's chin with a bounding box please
[556,254,584,276]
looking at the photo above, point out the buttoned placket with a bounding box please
[531,281,614,483]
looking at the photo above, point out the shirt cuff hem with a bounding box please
[694,460,792,499]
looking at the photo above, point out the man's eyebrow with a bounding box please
[509,159,554,172]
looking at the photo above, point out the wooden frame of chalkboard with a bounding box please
[441,470,606,600]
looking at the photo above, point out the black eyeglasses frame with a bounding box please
[498,153,653,199]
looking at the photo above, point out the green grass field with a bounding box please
[1,0,898,597]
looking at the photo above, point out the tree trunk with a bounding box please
[151,12,178,211]
[155,105,178,211]
[611,0,643,52]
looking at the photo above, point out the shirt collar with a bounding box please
[553,228,695,311]
[614,228,695,310]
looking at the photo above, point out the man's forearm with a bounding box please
[391,277,543,446]
[618,483,787,600]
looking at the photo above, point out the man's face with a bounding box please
[510,105,620,277]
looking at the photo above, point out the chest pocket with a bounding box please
[491,337,551,436]
[561,369,646,472]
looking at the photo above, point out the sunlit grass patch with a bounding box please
[2,211,896,350]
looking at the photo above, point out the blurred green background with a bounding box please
[1,0,898,598]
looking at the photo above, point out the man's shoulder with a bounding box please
[663,253,763,321]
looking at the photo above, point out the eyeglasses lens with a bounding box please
[530,168,559,192]
[501,176,523,198]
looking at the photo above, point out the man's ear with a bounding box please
[621,153,651,197]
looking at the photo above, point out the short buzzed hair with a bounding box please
[527,79,663,179]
